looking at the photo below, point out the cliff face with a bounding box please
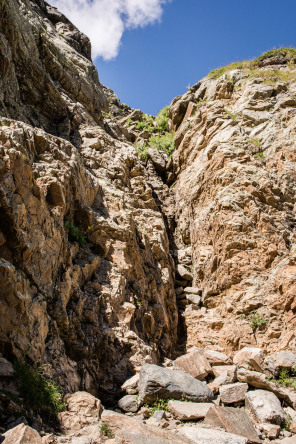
[170,61,296,354]
[0,0,107,145]
[0,0,178,402]
[1,0,296,407]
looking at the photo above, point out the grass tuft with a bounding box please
[14,361,66,415]
[147,133,175,157]
[64,221,86,247]
[144,398,172,417]
[101,423,115,438]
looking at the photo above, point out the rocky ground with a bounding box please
[2,346,296,442]
[1,0,296,443]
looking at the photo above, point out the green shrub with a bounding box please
[277,368,296,389]
[14,361,65,415]
[144,398,172,417]
[155,105,170,133]
[64,221,86,247]
[224,109,237,120]
[248,313,268,331]
[101,423,115,438]
[282,418,292,431]
[249,137,261,148]
[268,367,296,390]
[124,118,133,127]
[135,116,154,132]
[148,133,175,157]
[134,142,149,160]
[253,152,266,159]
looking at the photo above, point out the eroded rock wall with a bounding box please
[170,66,296,355]
[0,0,178,403]
[0,0,108,144]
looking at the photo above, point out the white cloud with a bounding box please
[48,0,170,60]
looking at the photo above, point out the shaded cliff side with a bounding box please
[0,0,178,403]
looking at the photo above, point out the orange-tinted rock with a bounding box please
[3,424,42,444]
[174,350,212,380]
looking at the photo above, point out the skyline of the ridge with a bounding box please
[49,0,296,115]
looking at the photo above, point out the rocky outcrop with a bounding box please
[170,62,296,355]
[0,0,108,145]
[0,0,179,404]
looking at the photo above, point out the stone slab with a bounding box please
[204,405,261,444]
[220,382,248,404]
[180,425,248,444]
[168,400,213,420]
[245,389,285,425]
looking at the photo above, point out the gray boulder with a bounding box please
[118,395,139,413]
[245,389,285,425]
[265,351,296,377]
[138,364,214,405]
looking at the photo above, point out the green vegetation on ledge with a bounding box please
[144,398,172,417]
[208,47,296,81]
[65,221,86,247]
[133,105,175,160]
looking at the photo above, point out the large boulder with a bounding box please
[212,365,237,381]
[3,424,42,444]
[147,147,167,174]
[101,410,192,443]
[138,364,214,405]
[65,391,103,418]
[176,264,193,281]
[233,348,264,372]
[245,390,285,425]
[174,350,212,380]
[237,368,296,409]
[121,374,140,395]
[219,382,248,404]
[203,349,232,366]
[0,357,14,377]
[118,395,139,413]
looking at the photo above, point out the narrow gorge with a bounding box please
[1,0,296,443]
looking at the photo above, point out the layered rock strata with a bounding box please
[170,62,296,354]
[0,0,178,402]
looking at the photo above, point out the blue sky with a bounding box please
[50,0,296,116]
[96,0,296,115]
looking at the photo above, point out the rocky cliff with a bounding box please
[170,55,296,355]
[0,0,178,403]
[1,0,296,417]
